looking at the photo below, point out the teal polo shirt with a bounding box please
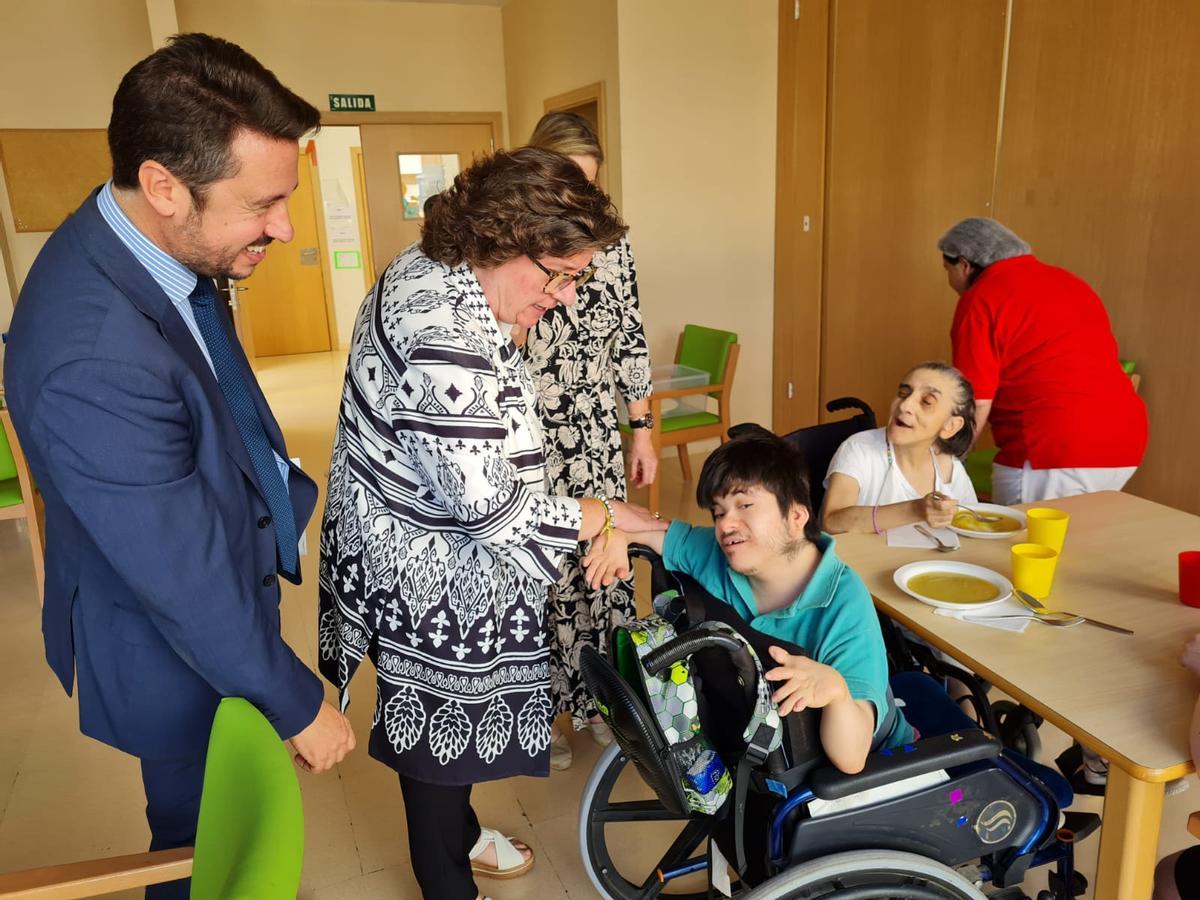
[662,523,914,749]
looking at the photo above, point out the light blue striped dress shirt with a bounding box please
[96,182,290,492]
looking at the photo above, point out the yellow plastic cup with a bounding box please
[1011,542,1059,600]
[1026,507,1070,554]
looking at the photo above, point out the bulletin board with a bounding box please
[0,129,111,232]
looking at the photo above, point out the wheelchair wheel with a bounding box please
[739,849,987,899]
[579,742,713,899]
[993,700,1043,762]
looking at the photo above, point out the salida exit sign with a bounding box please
[329,93,375,112]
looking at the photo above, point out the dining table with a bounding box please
[834,490,1200,900]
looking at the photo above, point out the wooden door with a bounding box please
[242,150,332,357]
[359,123,495,277]
[818,0,1007,421]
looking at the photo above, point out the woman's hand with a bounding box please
[763,647,850,716]
[582,529,632,589]
[627,431,658,488]
[1181,633,1200,678]
[920,492,958,529]
[610,499,668,534]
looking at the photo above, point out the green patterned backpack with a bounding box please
[609,610,784,816]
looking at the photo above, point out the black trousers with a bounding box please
[140,756,206,900]
[399,774,482,900]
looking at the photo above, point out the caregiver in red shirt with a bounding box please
[938,217,1148,506]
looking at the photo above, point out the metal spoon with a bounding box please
[1013,589,1134,636]
[914,524,958,552]
[931,491,1002,523]
[935,609,1085,627]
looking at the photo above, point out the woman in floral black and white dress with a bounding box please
[520,113,656,769]
[319,148,665,900]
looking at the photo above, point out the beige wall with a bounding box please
[0,0,154,329]
[177,0,508,131]
[617,0,778,435]
[501,0,622,206]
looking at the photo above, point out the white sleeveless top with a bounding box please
[823,427,978,510]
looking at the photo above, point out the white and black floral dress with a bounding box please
[319,244,582,784]
[521,236,653,729]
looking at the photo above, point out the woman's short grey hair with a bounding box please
[937,218,1031,268]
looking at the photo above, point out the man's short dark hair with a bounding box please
[108,33,320,205]
[696,427,822,544]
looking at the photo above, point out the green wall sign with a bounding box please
[334,250,362,270]
[329,93,375,112]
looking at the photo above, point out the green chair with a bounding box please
[640,325,739,513]
[0,698,304,899]
[0,408,45,599]
[965,359,1141,499]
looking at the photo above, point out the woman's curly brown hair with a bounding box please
[420,147,627,268]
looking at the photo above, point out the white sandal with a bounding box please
[469,826,535,879]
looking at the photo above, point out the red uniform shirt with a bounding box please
[951,255,1148,470]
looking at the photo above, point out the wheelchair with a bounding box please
[578,551,1093,900]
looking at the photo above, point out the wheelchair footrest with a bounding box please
[1060,811,1101,844]
[1048,868,1088,898]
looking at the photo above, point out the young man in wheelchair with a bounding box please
[584,428,1085,896]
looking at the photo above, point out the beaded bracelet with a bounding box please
[871,504,883,536]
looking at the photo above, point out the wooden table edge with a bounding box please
[871,595,1196,784]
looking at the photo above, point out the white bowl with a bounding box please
[948,503,1027,540]
[893,560,1013,610]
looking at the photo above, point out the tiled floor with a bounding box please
[0,348,1194,898]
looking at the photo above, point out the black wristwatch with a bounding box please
[628,413,655,430]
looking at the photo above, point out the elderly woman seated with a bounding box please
[318,147,667,900]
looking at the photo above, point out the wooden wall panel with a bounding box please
[993,0,1200,512]
[773,0,830,434]
[0,130,110,232]
[819,0,1007,421]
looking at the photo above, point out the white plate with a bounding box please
[893,560,1013,610]
[948,503,1027,540]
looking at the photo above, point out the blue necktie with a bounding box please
[189,279,298,576]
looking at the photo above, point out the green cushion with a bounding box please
[190,698,304,900]
[660,411,722,433]
[0,425,16,482]
[965,447,1000,498]
[0,478,21,508]
[678,325,737,397]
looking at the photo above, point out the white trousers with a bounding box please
[991,461,1138,506]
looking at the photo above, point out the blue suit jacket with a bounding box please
[3,190,324,760]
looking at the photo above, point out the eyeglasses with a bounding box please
[528,255,597,295]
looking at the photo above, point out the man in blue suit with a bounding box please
[3,34,354,896]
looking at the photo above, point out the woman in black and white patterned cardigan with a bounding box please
[319,148,665,900]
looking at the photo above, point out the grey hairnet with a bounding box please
[937,218,1031,268]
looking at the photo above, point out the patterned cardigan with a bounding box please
[319,244,582,784]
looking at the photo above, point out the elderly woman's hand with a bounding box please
[628,431,658,488]
[582,530,632,589]
[1181,633,1200,678]
[611,499,668,534]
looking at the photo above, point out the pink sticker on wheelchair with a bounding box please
[948,788,964,805]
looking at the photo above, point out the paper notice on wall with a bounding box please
[324,200,359,246]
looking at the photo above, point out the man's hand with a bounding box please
[628,431,659,488]
[920,492,958,529]
[764,647,849,715]
[288,700,355,773]
[582,529,632,590]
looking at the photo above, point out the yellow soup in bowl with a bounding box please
[906,572,1000,604]
[952,511,1022,533]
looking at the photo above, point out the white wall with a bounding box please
[311,127,369,347]
[616,0,779,433]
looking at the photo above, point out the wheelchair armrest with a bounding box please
[808,729,1002,801]
[629,544,663,566]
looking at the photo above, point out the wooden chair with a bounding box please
[0,698,305,899]
[642,326,739,513]
[0,408,45,603]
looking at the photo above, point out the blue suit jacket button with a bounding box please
[258,516,272,529]
[262,574,277,587]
